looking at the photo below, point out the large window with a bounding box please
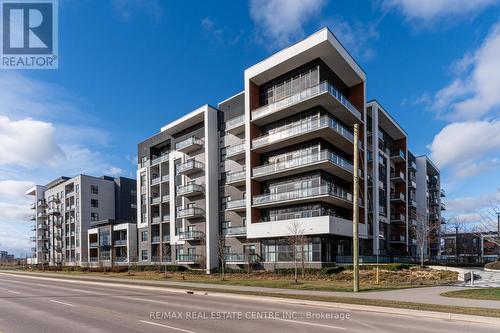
[261,238,322,262]
[141,250,148,261]
[91,199,98,208]
[91,212,99,221]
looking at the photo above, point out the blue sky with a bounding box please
[1,0,500,255]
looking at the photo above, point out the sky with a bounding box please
[1,0,499,256]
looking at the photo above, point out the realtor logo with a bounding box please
[1,0,58,69]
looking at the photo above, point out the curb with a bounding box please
[2,270,500,325]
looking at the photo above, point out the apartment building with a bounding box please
[27,175,136,266]
[366,101,409,257]
[440,231,499,263]
[137,28,369,271]
[415,156,445,259]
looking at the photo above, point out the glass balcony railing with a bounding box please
[151,235,161,243]
[390,213,406,222]
[114,239,127,246]
[151,153,169,165]
[177,254,202,262]
[151,215,161,223]
[253,184,353,206]
[222,226,247,236]
[390,192,406,202]
[226,198,246,210]
[226,170,246,184]
[390,171,405,181]
[177,184,204,196]
[226,142,245,158]
[151,196,161,205]
[163,234,171,242]
[390,149,406,160]
[177,207,205,219]
[176,136,204,151]
[225,115,244,131]
[253,150,353,177]
[176,160,204,175]
[252,81,360,121]
[178,230,205,241]
[252,115,355,149]
[224,253,258,263]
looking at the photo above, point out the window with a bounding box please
[91,185,99,194]
[141,250,148,261]
[141,230,148,242]
[91,199,98,208]
[91,212,99,221]
[131,189,137,196]
[76,184,79,193]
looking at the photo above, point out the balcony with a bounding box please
[176,136,204,153]
[178,230,205,241]
[30,225,36,231]
[37,199,47,207]
[225,142,246,161]
[223,226,247,237]
[252,150,353,182]
[38,235,48,241]
[30,203,36,210]
[177,184,204,197]
[390,213,406,223]
[177,207,205,219]
[30,236,36,242]
[225,198,246,212]
[409,161,417,170]
[225,170,246,187]
[410,180,417,188]
[251,81,361,127]
[441,203,446,211]
[390,149,406,163]
[161,195,170,203]
[390,192,406,203]
[115,256,128,263]
[54,245,62,252]
[162,175,170,183]
[409,199,417,208]
[440,189,446,197]
[48,196,60,203]
[151,153,170,166]
[177,254,202,264]
[225,115,245,135]
[390,171,406,183]
[151,176,161,186]
[113,239,127,246]
[48,207,61,215]
[151,215,161,224]
[162,215,170,222]
[151,235,161,243]
[253,184,354,210]
[390,235,406,243]
[37,223,47,230]
[89,242,99,248]
[176,160,204,176]
[151,196,161,205]
[30,215,36,221]
[163,234,171,242]
[65,205,75,211]
[224,253,258,264]
[252,115,357,154]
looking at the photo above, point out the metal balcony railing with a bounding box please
[114,239,127,246]
[251,81,359,121]
[222,226,247,236]
[226,142,245,158]
[252,115,355,149]
[177,254,202,263]
[178,230,204,241]
[176,136,204,151]
[253,184,353,206]
[225,170,246,184]
[176,160,204,175]
[151,153,170,165]
[177,207,205,219]
[226,198,246,210]
[253,150,353,178]
[177,184,204,196]
[390,149,406,160]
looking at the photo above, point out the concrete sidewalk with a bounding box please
[2,270,500,310]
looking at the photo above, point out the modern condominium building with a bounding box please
[415,156,445,258]
[137,28,369,272]
[26,175,137,266]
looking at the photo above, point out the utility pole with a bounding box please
[352,123,360,292]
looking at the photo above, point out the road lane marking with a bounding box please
[273,318,347,330]
[139,320,199,333]
[6,290,20,294]
[49,299,76,307]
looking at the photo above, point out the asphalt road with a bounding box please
[0,272,497,333]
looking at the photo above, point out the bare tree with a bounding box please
[410,211,441,267]
[161,243,172,277]
[216,234,226,281]
[473,189,500,259]
[287,220,307,283]
[447,216,465,261]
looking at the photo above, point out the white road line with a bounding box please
[139,320,199,333]
[6,290,20,294]
[273,318,347,330]
[49,299,76,307]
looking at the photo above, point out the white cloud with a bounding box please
[104,166,124,176]
[383,0,499,23]
[445,191,500,224]
[0,116,64,167]
[0,180,34,200]
[249,0,326,48]
[326,18,379,60]
[201,16,243,47]
[112,0,163,23]
[428,120,500,170]
[432,22,500,120]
